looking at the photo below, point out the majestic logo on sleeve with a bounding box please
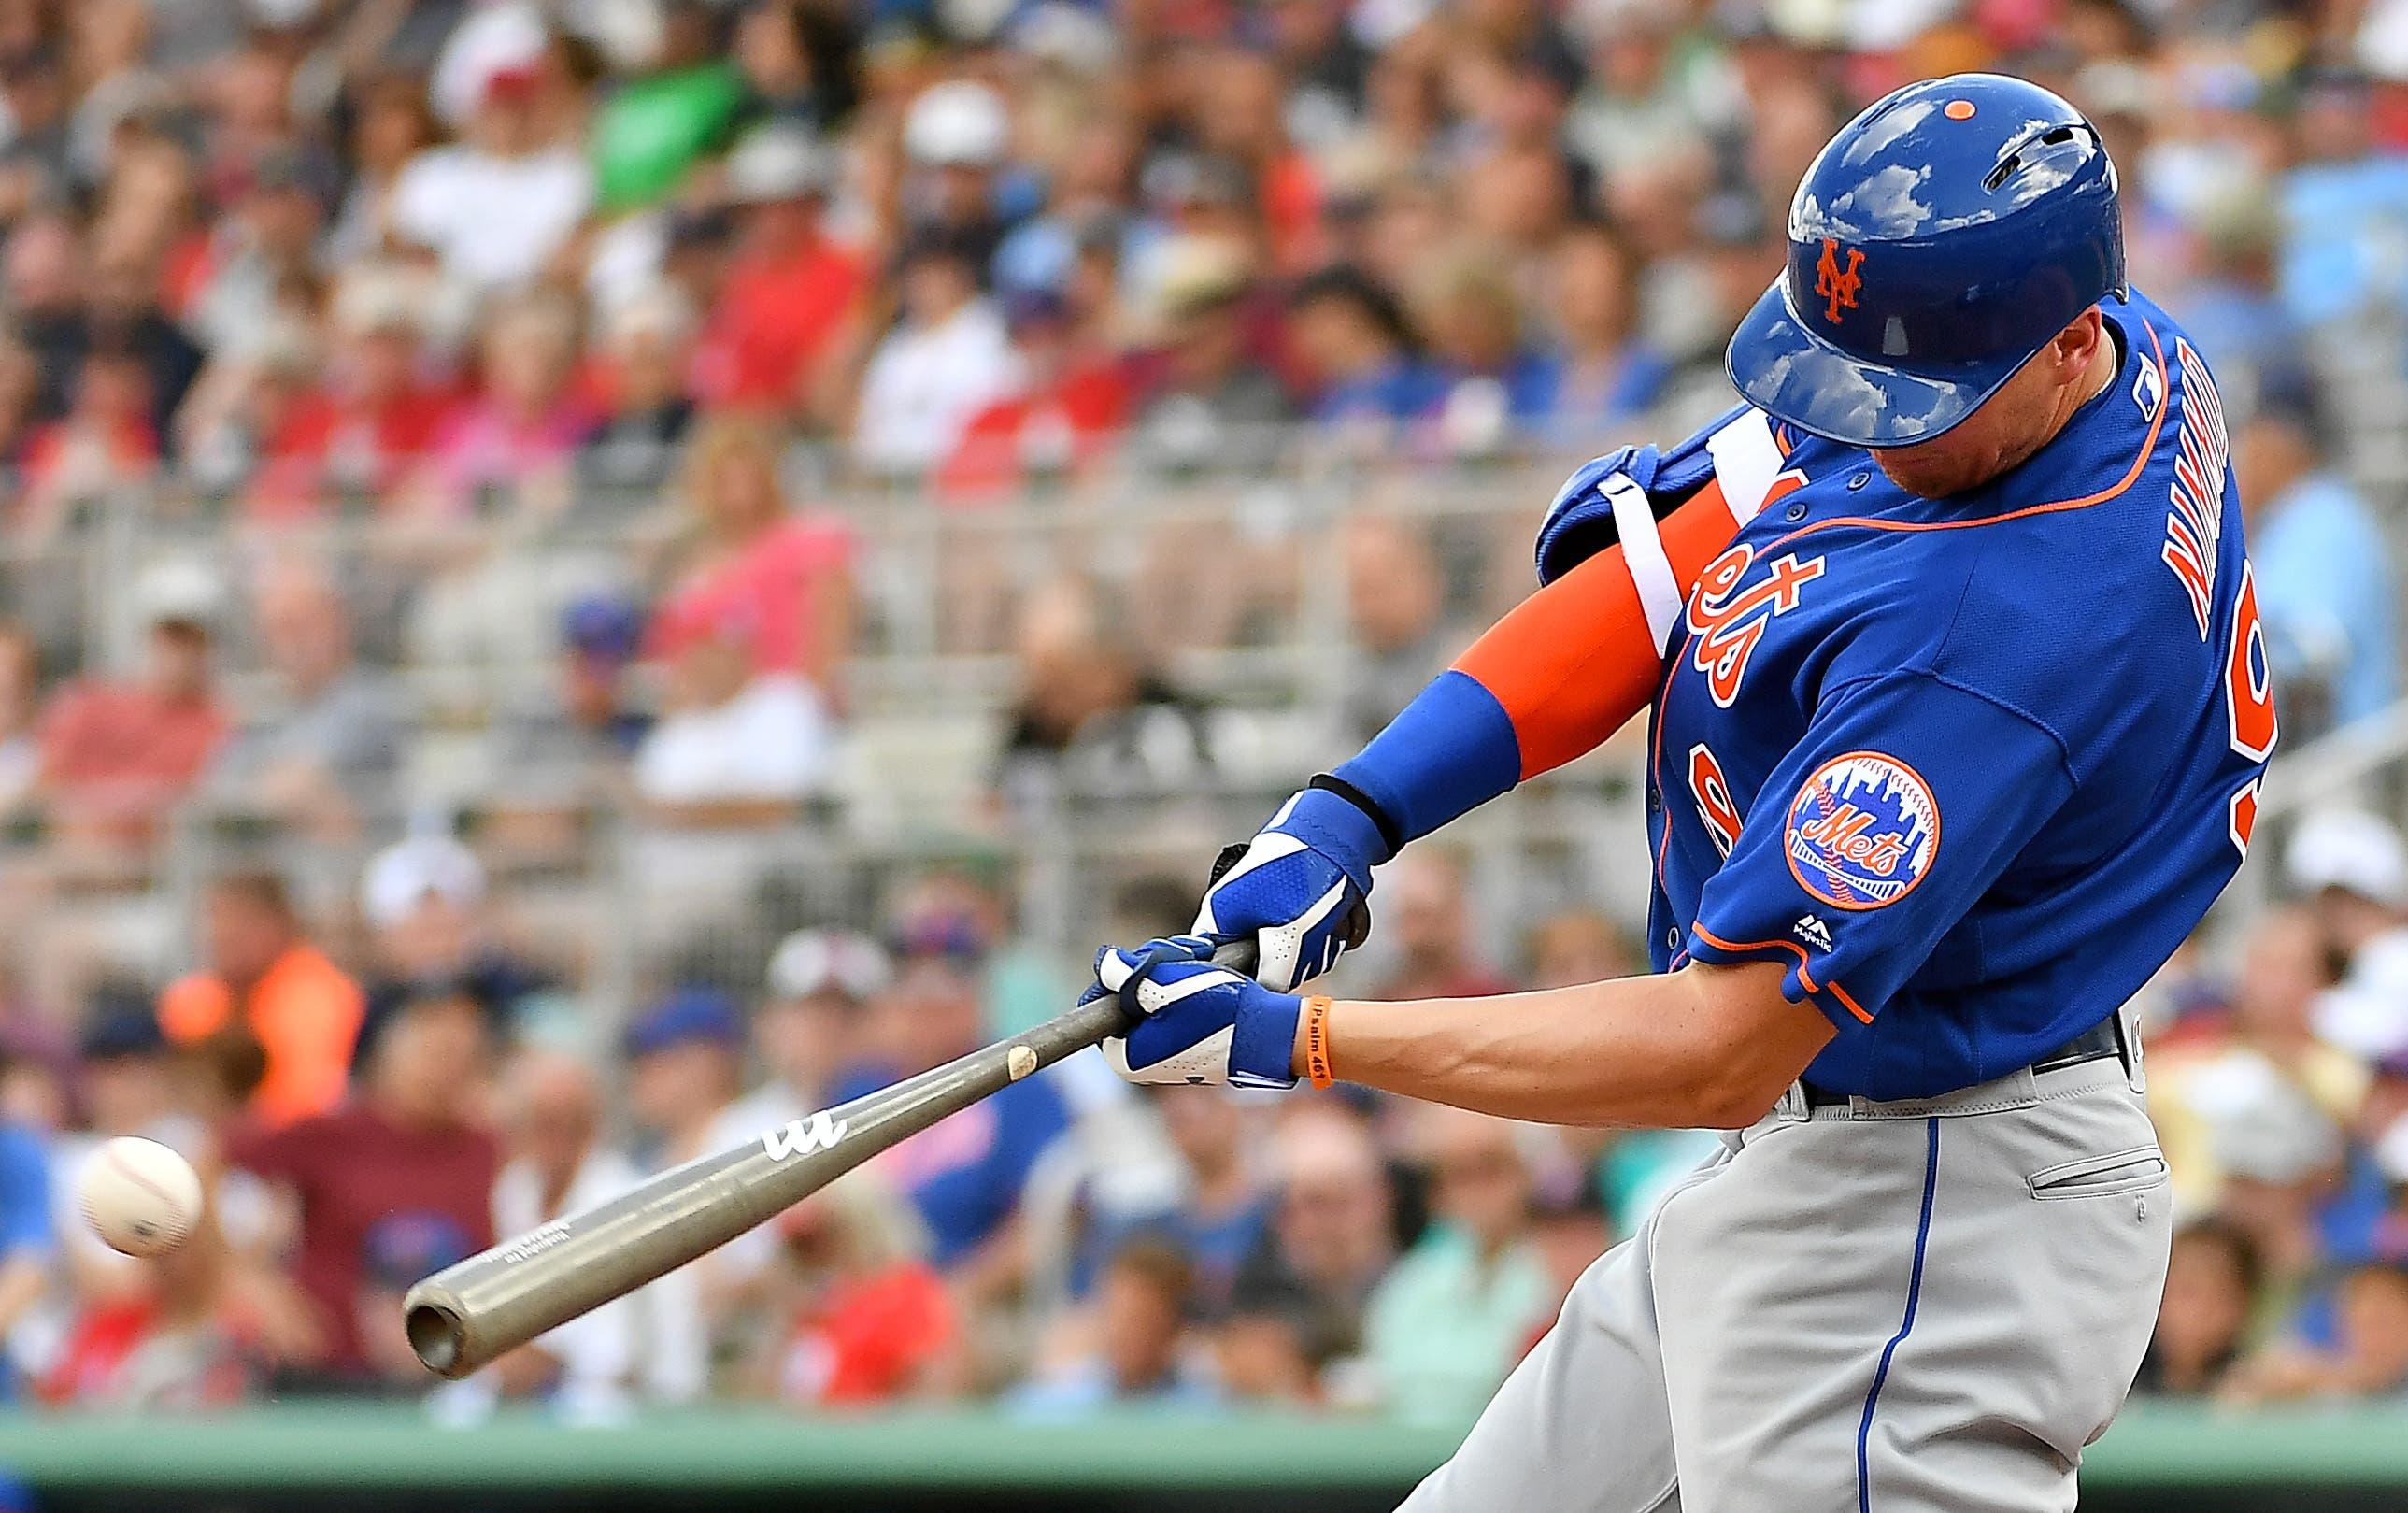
[1784,751,1940,912]
[1686,543,1826,707]
[2160,338,2228,639]
[1815,239,1864,323]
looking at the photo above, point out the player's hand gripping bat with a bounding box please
[402,940,1256,1377]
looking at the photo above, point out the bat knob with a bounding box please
[403,1280,471,1377]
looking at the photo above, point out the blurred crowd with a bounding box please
[0,0,2392,1428]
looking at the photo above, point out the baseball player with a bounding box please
[1083,74,2277,1510]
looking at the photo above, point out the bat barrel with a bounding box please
[404,992,1132,1377]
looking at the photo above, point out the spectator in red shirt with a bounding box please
[691,125,864,420]
[936,289,1132,501]
[36,560,229,851]
[227,983,499,1387]
[244,270,458,520]
[749,1172,960,1406]
[20,341,159,543]
[646,413,852,689]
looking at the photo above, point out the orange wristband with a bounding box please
[1302,995,1335,1090]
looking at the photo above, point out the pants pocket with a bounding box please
[2026,1145,2169,1201]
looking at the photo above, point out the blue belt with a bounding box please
[1801,1016,2127,1109]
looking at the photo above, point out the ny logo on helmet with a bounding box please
[1814,238,1864,324]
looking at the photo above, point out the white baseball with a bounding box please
[77,1136,202,1258]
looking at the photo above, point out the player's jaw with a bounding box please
[1871,309,2115,500]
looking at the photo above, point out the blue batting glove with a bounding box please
[1088,936,1304,1088]
[1195,787,1385,991]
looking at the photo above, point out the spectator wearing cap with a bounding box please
[646,413,853,688]
[2240,392,2395,737]
[357,833,548,1038]
[717,929,888,1146]
[1125,236,1293,471]
[577,287,700,498]
[159,871,364,1130]
[900,80,1012,275]
[589,1,743,216]
[853,228,1022,478]
[43,992,194,1289]
[34,560,228,853]
[2287,808,2408,1060]
[203,555,407,837]
[691,930,890,1313]
[691,124,866,416]
[625,988,746,1173]
[834,906,1070,1287]
[622,987,746,1400]
[488,594,650,838]
[224,983,498,1386]
[390,62,593,294]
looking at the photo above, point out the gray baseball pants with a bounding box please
[1399,1049,2173,1513]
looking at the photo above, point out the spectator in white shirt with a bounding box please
[852,230,1020,478]
[485,1046,648,1412]
[633,611,832,817]
[390,66,591,295]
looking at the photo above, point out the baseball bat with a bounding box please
[403,940,1254,1378]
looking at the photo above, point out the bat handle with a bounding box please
[1207,937,1261,976]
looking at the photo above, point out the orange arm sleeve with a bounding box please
[1452,478,1743,779]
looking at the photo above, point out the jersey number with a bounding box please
[2222,563,2276,856]
[1688,745,1743,859]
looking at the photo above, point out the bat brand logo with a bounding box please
[498,1220,570,1263]
[762,1110,848,1161]
[1784,751,1939,911]
[1815,238,1864,324]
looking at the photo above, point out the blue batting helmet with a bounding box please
[1725,73,2126,448]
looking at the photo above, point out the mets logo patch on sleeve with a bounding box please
[1783,752,1939,911]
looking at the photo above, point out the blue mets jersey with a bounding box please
[1645,288,2273,1099]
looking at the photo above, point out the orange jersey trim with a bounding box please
[1688,921,1874,1023]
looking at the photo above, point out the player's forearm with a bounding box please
[1299,961,1830,1129]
